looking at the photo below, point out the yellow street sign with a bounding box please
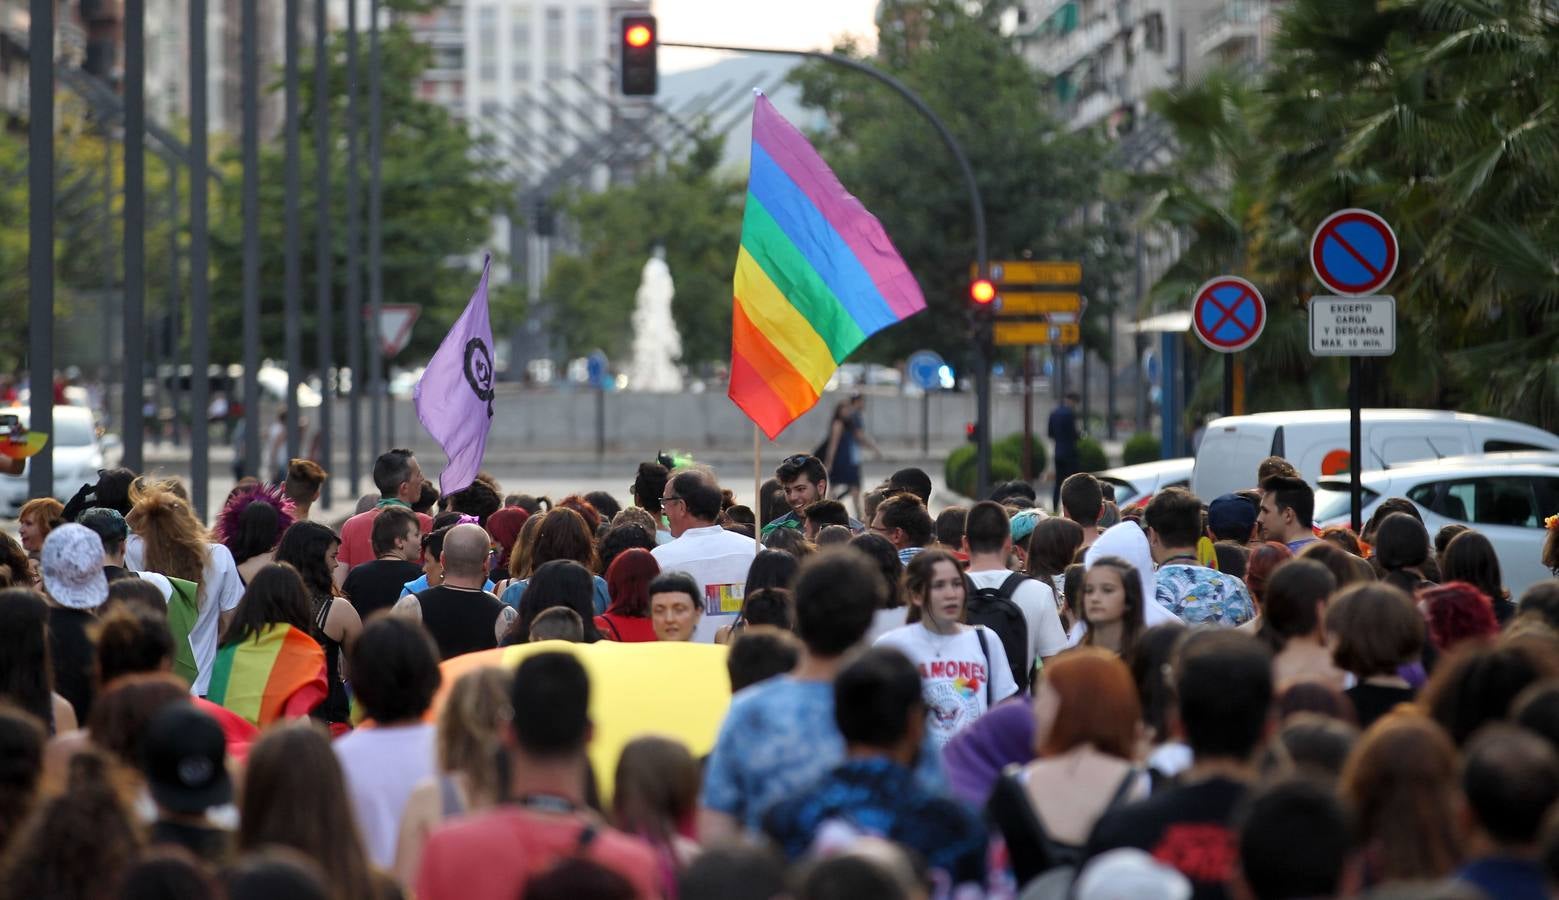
[973,260,1082,285]
[996,292,1083,316]
[994,322,1080,346]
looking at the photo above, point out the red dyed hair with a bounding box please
[485,507,530,571]
[1037,647,1141,760]
[604,548,659,618]
[1421,581,1500,653]
[1246,541,1294,606]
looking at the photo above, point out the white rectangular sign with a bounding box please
[1310,295,1396,356]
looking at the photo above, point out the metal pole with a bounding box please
[345,0,363,496]
[920,390,929,456]
[165,161,180,449]
[1022,346,1034,480]
[123,0,146,471]
[313,0,333,508]
[1223,353,1235,417]
[101,131,114,395]
[241,0,261,480]
[1106,288,1117,440]
[283,0,303,470]
[368,0,385,455]
[1350,356,1362,532]
[28,0,54,498]
[189,0,211,520]
[660,40,991,493]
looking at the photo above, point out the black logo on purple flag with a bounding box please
[463,338,495,418]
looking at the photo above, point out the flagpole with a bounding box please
[753,423,762,553]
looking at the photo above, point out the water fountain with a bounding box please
[626,249,685,392]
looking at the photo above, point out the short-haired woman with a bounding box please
[648,571,703,642]
[1326,582,1425,729]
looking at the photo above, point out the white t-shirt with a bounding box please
[126,536,247,696]
[875,623,1019,749]
[651,524,758,616]
[964,569,1069,676]
[333,722,437,868]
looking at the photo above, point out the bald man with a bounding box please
[393,523,516,659]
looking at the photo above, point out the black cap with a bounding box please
[140,704,232,814]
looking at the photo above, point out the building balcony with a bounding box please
[1033,9,1119,76]
[1067,89,1121,131]
[1196,0,1264,62]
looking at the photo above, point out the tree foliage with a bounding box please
[1130,0,1559,430]
[207,24,515,369]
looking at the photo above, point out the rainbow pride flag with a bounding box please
[206,624,328,728]
[729,93,926,439]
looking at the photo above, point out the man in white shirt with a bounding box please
[960,501,1068,681]
[652,471,756,618]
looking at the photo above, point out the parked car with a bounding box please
[1192,409,1559,499]
[0,407,120,516]
[1096,458,1195,509]
[1315,457,1559,597]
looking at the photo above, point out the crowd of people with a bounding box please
[3,442,1559,900]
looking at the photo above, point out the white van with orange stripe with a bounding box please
[1190,410,1559,500]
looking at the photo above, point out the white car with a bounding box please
[0,407,118,516]
[1096,458,1195,510]
[1315,457,1559,597]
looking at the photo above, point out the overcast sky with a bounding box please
[655,0,881,72]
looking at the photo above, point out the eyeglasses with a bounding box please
[781,454,811,466]
[661,495,685,505]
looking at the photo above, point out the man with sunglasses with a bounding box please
[652,471,757,625]
[761,454,863,540]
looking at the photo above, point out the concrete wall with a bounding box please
[370,387,1072,457]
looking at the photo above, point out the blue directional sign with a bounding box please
[907,350,946,391]
[586,350,608,386]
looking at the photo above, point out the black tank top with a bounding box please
[416,585,505,659]
[310,594,350,724]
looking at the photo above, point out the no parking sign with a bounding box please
[1310,209,1398,296]
[1191,276,1266,353]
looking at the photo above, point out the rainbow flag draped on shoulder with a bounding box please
[729,93,926,439]
[206,624,327,728]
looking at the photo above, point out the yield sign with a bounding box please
[365,304,421,357]
[1310,209,1398,296]
[1191,276,1266,353]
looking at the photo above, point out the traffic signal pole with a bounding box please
[659,39,993,496]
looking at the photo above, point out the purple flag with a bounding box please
[414,256,495,496]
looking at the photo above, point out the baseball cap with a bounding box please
[141,704,232,814]
[1207,493,1259,542]
[1009,507,1047,545]
[39,523,109,610]
[77,507,129,545]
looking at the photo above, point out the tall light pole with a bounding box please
[283,0,303,467]
[28,0,54,498]
[241,0,261,482]
[123,0,146,471]
[314,0,334,507]
[367,0,385,456]
[189,0,210,519]
[345,0,364,495]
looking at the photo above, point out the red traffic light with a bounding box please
[625,23,653,48]
[970,278,996,305]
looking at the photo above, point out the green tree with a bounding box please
[208,23,514,369]
[541,136,745,365]
[789,0,1130,373]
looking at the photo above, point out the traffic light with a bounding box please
[619,14,658,96]
[970,277,996,310]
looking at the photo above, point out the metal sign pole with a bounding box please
[1350,356,1362,532]
[283,0,303,466]
[241,0,261,480]
[123,0,146,471]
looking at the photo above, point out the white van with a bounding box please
[1190,409,1559,500]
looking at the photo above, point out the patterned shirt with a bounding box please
[762,758,988,895]
[701,677,944,831]
[1154,563,1255,627]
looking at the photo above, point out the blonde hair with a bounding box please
[436,666,510,808]
[126,479,209,607]
[507,511,547,580]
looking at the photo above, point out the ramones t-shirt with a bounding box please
[875,624,1019,749]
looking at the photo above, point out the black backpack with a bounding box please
[966,572,1032,692]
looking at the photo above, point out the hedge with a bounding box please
[1122,432,1161,467]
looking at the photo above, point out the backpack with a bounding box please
[966,572,1031,692]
